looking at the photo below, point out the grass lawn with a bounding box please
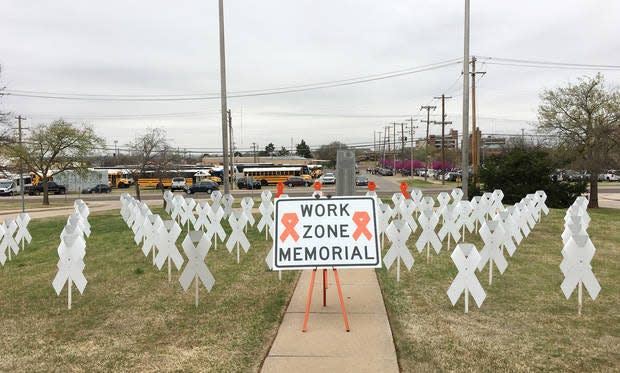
[0,208,297,371]
[0,200,76,211]
[400,178,460,189]
[377,208,619,371]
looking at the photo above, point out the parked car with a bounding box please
[599,170,619,182]
[237,177,262,189]
[0,180,17,196]
[82,184,112,194]
[285,176,310,187]
[355,176,369,186]
[321,173,336,184]
[186,181,218,194]
[171,177,187,191]
[27,181,66,195]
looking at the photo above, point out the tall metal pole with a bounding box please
[228,109,234,190]
[16,115,26,212]
[420,106,436,181]
[218,0,230,194]
[461,0,471,199]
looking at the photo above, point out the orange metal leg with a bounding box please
[322,269,327,306]
[302,269,318,332]
[332,268,351,332]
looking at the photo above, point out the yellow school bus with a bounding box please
[243,167,309,186]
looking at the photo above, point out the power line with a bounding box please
[4,59,461,102]
[477,56,620,69]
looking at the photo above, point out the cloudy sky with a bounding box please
[1,0,619,154]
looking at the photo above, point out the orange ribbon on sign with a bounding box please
[352,211,372,240]
[368,181,376,191]
[280,212,300,242]
[400,182,410,199]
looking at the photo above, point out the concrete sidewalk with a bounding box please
[261,269,399,373]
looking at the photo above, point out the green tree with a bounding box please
[296,139,313,158]
[479,147,586,208]
[315,141,348,167]
[276,146,289,156]
[4,119,104,205]
[537,74,620,208]
[263,143,275,156]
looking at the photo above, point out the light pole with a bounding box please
[114,140,118,158]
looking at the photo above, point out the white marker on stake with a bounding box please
[447,243,486,313]
[478,220,507,285]
[52,232,87,310]
[180,230,215,307]
[155,220,184,283]
[226,211,250,263]
[560,234,601,315]
[384,220,414,282]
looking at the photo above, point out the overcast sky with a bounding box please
[1,0,619,154]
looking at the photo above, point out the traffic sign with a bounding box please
[273,196,380,269]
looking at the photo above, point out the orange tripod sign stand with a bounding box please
[272,196,381,331]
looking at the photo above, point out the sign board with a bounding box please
[273,196,380,269]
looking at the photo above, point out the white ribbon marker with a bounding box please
[257,190,274,240]
[447,243,486,313]
[194,201,211,232]
[155,220,184,283]
[399,199,418,234]
[180,230,215,307]
[0,223,8,265]
[142,214,164,265]
[438,205,461,250]
[1,220,20,260]
[222,194,235,218]
[560,234,601,315]
[384,219,414,282]
[52,232,87,310]
[415,209,441,262]
[240,197,256,230]
[478,220,507,285]
[207,204,226,250]
[226,211,250,263]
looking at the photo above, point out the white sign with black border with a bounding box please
[273,196,380,269]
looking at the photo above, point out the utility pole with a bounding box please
[382,126,388,167]
[406,116,418,179]
[420,105,436,181]
[252,142,257,163]
[433,95,452,184]
[376,132,382,166]
[15,115,26,212]
[400,122,405,165]
[228,109,234,190]
[461,0,471,199]
[218,0,230,194]
[470,56,486,188]
[392,122,398,170]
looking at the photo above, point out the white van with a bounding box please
[171,177,187,191]
[0,179,17,196]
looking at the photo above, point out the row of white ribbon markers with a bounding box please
[370,188,551,313]
[0,212,31,266]
[43,187,599,313]
[52,200,91,309]
[560,196,600,315]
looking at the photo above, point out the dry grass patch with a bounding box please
[377,208,619,372]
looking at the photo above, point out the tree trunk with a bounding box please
[588,173,599,208]
[135,177,141,201]
[42,179,50,206]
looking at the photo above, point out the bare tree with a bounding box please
[127,128,169,201]
[3,119,104,205]
[538,74,620,208]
